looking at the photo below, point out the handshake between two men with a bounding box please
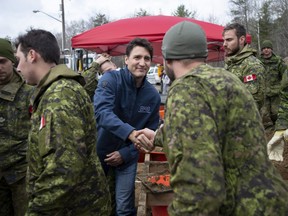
[129,127,163,153]
[103,127,158,167]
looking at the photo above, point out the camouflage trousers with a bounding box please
[261,95,280,130]
[107,169,116,216]
[0,177,27,216]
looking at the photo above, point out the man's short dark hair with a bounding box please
[223,23,247,39]
[126,38,153,59]
[16,29,60,65]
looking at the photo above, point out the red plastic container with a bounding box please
[138,151,167,163]
[138,152,145,163]
[152,206,168,216]
[150,152,167,161]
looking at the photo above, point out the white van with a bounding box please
[146,66,161,85]
[60,55,74,69]
[83,53,96,70]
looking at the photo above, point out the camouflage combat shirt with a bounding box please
[259,53,287,97]
[26,64,111,216]
[155,64,288,215]
[0,69,33,184]
[81,61,101,101]
[276,70,288,130]
[225,44,265,110]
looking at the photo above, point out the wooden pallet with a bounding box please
[136,153,173,216]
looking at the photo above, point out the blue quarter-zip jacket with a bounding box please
[94,67,161,173]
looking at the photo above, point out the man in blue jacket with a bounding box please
[94,38,161,216]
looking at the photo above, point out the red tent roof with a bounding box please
[72,16,234,62]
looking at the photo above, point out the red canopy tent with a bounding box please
[71,15,236,62]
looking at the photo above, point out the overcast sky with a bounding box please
[1,0,230,39]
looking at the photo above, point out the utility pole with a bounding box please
[33,2,65,52]
[60,0,66,53]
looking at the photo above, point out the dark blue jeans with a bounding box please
[108,161,137,216]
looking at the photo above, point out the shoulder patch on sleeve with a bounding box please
[244,74,257,83]
[39,115,46,131]
[102,81,109,88]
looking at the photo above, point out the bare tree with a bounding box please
[64,19,89,49]
[271,0,288,56]
[56,13,111,51]
[229,0,254,33]
[205,14,220,24]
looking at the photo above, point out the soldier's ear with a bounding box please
[165,60,173,68]
[27,49,37,63]
[239,36,246,46]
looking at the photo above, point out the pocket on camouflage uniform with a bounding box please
[246,81,259,95]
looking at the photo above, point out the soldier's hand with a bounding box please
[267,129,288,161]
[134,128,156,152]
[101,52,112,60]
[95,54,110,66]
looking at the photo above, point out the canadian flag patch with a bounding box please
[39,115,46,130]
[29,105,33,114]
[243,74,257,83]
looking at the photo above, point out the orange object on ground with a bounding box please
[147,174,170,187]
[159,104,165,119]
[159,110,164,119]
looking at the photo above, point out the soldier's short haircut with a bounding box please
[16,29,60,65]
[223,23,247,39]
[126,38,153,60]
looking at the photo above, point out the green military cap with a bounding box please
[0,38,17,63]
[162,21,208,60]
[261,40,273,50]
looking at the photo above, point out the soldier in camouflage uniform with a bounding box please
[223,23,265,110]
[267,70,288,162]
[259,40,287,130]
[15,29,111,216]
[135,21,288,215]
[82,53,116,101]
[0,38,33,216]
